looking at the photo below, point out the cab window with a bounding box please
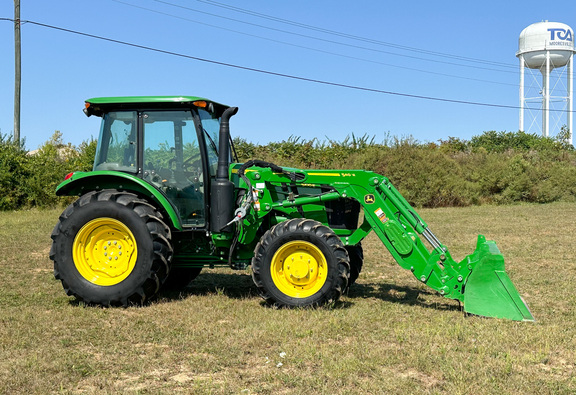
[93,111,138,173]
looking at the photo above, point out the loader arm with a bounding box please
[236,166,534,321]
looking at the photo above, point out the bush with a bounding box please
[469,130,572,153]
[0,135,29,210]
[377,144,480,207]
[0,132,97,210]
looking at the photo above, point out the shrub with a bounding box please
[0,135,29,210]
[0,132,96,210]
[469,130,571,153]
[23,132,78,207]
[380,145,480,207]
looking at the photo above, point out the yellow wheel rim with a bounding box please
[270,241,328,298]
[73,218,138,286]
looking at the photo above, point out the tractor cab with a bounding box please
[85,97,234,228]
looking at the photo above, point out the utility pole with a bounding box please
[14,0,21,143]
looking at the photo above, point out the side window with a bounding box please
[142,111,205,227]
[94,111,137,172]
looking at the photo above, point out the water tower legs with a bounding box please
[569,56,574,145]
[542,51,550,138]
[519,54,525,132]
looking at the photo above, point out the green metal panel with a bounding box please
[55,171,183,230]
[86,96,209,105]
[383,220,413,255]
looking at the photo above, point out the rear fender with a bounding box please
[56,171,183,230]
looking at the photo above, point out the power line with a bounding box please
[111,0,517,87]
[0,17,571,114]
[193,0,516,69]
[130,0,517,75]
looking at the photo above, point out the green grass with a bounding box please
[1,204,575,394]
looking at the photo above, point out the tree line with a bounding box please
[1,129,574,211]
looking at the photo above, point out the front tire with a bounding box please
[251,219,349,307]
[50,190,173,306]
[345,244,364,287]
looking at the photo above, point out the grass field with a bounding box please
[1,203,575,394]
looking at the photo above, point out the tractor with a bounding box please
[50,96,533,321]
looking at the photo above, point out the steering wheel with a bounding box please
[182,156,202,172]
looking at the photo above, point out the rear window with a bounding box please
[93,111,138,173]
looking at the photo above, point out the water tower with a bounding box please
[517,21,575,143]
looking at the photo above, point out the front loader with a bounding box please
[50,96,533,321]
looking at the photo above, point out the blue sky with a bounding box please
[1,1,575,150]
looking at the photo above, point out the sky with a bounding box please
[1,0,575,150]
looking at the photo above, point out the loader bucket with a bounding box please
[462,235,534,321]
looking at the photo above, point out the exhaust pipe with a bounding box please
[210,106,238,232]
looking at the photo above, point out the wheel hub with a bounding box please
[284,252,317,282]
[73,218,137,286]
[270,240,327,298]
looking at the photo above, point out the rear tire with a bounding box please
[50,190,173,306]
[251,219,349,307]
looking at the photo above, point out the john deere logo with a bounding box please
[364,194,375,204]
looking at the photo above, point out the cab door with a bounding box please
[141,110,206,228]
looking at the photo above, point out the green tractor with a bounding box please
[50,96,533,321]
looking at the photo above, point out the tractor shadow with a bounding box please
[158,272,460,313]
[158,272,260,301]
[345,281,462,313]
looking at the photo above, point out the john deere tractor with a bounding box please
[50,96,533,321]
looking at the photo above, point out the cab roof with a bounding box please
[84,96,230,117]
